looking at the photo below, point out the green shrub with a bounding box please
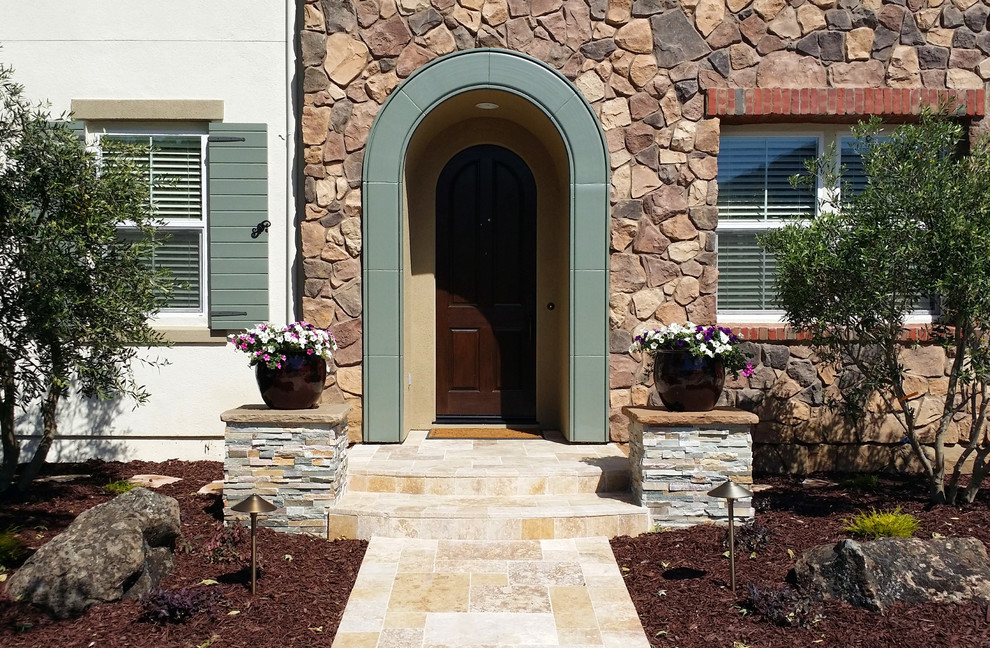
[841,474,879,490]
[104,479,137,495]
[842,507,920,539]
[0,527,26,568]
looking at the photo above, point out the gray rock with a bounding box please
[304,67,331,93]
[899,13,925,46]
[452,25,474,50]
[818,31,844,62]
[651,9,712,69]
[850,8,877,29]
[797,383,824,406]
[954,28,977,49]
[301,31,327,67]
[738,341,760,366]
[379,57,397,73]
[737,388,764,411]
[610,329,633,353]
[631,0,673,17]
[749,366,777,390]
[343,150,364,188]
[636,145,660,170]
[917,45,949,69]
[793,537,990,612]
[942,5,964,29]
[708,50,731,78]
[674,79,698,102]
[613,200,645,221]
[872,26,899,56]
[321,0,358,34]
[644,111,666,129]
[580,39,617,61]
[656,163,677,182]
[331,99,352,134]
[978,31,990,55]
[786,360,818,388]
[964,4,990,33]
[762,344,790,370]
[6,488,180,619]
[478,25,506,48]
[589,0,607,20]
[408,8,443,36]
[795,33,820,58]
[825,9,852,31]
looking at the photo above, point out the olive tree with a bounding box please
[0,63,171,491]
[761,110,990,505]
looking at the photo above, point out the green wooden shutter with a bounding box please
[67,120,86,140]
[207,122,269,329]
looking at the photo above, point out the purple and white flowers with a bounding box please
[228,321,337,370]
[630,322,754,378]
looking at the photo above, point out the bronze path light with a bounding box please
[707,480,753,593]
[231,494,277,595]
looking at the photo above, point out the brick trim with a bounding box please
[726,324,937,343]
[707,88,985,119]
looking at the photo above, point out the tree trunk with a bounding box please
[16,383,60,491]
[0,366,19,493]
[960,446,990,504]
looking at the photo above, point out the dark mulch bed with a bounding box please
[611,475,990,648]
[0,460,366,648]
[3,463,990,648]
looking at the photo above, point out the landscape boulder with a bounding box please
[5,487,181,618]
[792,537,990,612]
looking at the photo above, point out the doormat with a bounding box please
[427,427,543,440]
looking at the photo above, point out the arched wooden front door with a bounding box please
[435,145,537,422]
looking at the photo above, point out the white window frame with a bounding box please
[91,122,209,328]
[716,124,932,325]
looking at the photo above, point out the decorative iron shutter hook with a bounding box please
[251,220,271,238]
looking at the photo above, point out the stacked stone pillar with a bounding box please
[625,406,757,528]
[222,403,350,536]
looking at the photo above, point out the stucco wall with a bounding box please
[1,0,296,461]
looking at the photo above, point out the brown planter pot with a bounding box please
[652,350,725,412]
[255,353,327,410]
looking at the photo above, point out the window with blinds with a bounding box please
[105,134,206,313]
[716,132,873,316]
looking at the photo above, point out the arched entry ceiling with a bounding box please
[361,48,609,443]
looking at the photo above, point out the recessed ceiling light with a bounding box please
[476,102,499,110]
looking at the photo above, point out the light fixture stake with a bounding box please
[230,494,277,595]
[707,479,753,593]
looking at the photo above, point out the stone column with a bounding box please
[222,403,350,536]
[624,406,758,528]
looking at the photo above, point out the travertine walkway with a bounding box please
[330,433,652,647]
[332,536,650,648]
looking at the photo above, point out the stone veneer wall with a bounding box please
[718,327,974,475]
[625,406,757,527]
[299,0,990,466]
[222,403,350,535]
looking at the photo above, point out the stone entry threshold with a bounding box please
[331,536,650,648]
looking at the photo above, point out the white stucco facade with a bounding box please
[1,1,297,461]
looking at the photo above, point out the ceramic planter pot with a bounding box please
[652,350,725,412]
[255,353,326,409]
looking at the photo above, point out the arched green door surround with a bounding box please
[361,49,609,443]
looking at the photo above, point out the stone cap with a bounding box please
[221,402,351,425]
[623,406,758,427]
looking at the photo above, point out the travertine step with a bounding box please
[326,491,651,540]
[329,430,650,540]
[346,457,630,495]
